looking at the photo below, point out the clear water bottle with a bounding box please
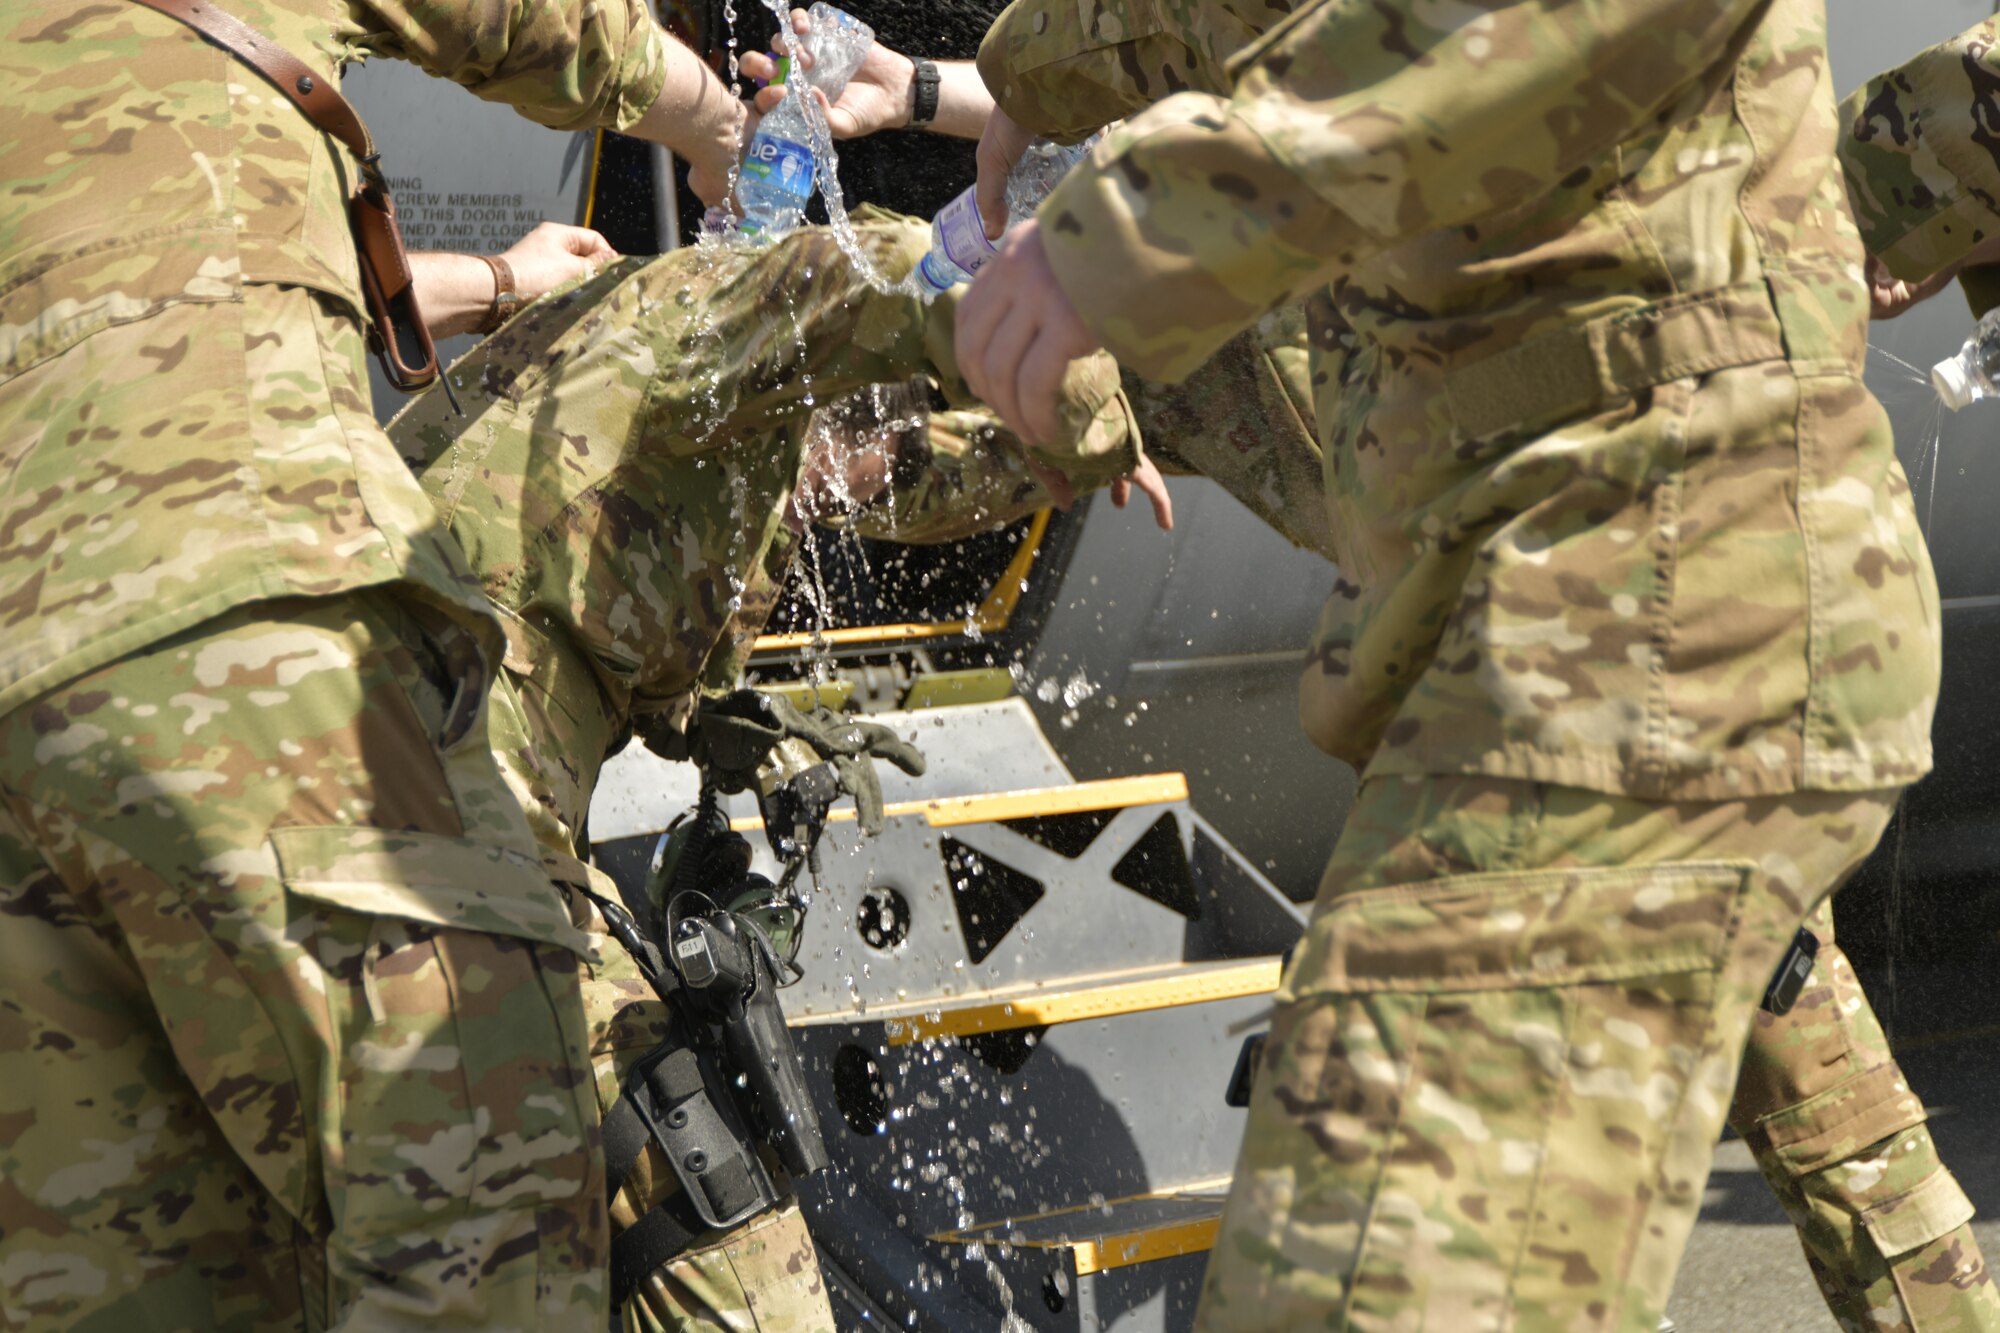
[738,4,874,241]
[912,135,1099,295]
[1933,307,2000,409]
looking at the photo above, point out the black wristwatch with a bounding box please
[909,57,941,128]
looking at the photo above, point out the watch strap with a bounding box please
[478,253,517,335]
[909,58,941,127]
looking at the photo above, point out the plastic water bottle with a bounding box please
[912,136,1099,295]
[1934,308,2000,410]
[738,4,874,240]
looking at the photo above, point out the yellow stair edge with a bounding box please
[787,956,1283,1029]
[930,1178,1232,1277]
[728,771,1189,832]
[753,512,1051,655]
[877,957,1281,1044]
[1073,1216,1220,1276]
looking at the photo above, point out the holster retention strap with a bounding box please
[601,1043,782,1306]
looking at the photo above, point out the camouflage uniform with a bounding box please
[947,0,1338,556]
[906,305,1334,555]
[1839,21,2000,289]
[976,0,1991,1326]
[391,217,1136,1330]
[0,0,674,1325]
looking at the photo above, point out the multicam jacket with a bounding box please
[1016,0,1939,798]
[974,0,1333,560]
[977,0,1301,144]
[0,0,668,711]
[1839,19,2000,286]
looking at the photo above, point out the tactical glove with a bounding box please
[685,689,926,834]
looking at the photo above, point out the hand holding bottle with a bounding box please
[736,4,875,240]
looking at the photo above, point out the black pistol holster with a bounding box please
[592,691,924,1308]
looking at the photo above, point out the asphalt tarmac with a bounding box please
[1667,960,2000,1331]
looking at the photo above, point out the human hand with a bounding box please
[1868,233,2000,320]
[1869,254,1957,321]
[1110,454,1173,530]
[635,33,752,209]
[1028,460,1077,510]
[974,107,1034,239]
[684,104,750,210]
[498,222,617,302]
[957,220,1101,446]
[743,9,920,140]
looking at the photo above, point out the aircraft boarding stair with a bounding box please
[592,698,1308,1331]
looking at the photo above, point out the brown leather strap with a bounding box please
[126,0,448,401]
[126,0,377,163]
[477,253,518,335]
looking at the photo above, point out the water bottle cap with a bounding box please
[1933,354,1976,411]
[913,252,959,296]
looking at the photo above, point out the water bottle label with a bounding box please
[933,188,1000,277]
[742,134,816,202]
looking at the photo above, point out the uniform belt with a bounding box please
[1442,281,1788,443]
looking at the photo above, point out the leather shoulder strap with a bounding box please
[126,0,377,163]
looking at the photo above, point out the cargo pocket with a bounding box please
[1285,860,1749,1000]
[1252,862,1754,1323]
[1863,1168,1975,1263]
[271,825,597,1255]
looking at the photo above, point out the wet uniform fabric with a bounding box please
[977,0,1992,1327]
[905,306,1333,557]
[390,217,1136,1331]
[0,0,671,1326]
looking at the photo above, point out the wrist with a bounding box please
[884,50,917,129]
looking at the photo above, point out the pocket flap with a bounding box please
[1862,1167,1976,1260]
[271,825,589,955]
[1290,862,1750,995]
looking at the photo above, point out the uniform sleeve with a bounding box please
[1036,0,1765,382]
[975,0,1254,141]
[351,0,671,132]
[833,412,1057,546]
[1839,21,2000,282]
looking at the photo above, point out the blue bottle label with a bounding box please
[742,134,816,200]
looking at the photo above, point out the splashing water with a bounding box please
[1861,338,1950,1044]
[752,0,928,297]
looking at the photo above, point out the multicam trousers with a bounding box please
[487,650,836,1333]
[0,592,606,1331]
[1734,898,1996,1332]
[1195,775,1995,1333]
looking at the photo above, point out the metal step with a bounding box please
[796,965,1273,1332]
[590,699,1307,1333]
